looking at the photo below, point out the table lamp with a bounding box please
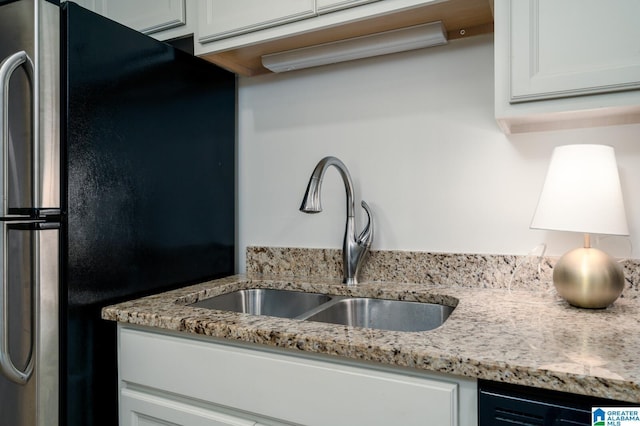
[531,144,629,308]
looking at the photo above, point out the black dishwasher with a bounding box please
[479,379,634,425]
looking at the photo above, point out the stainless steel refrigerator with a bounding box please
[0,1,236,425]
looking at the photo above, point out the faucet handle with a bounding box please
[357,200,374,248]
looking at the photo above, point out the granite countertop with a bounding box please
[102,273,640,403]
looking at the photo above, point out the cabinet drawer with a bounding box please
[198,0,316,43]
[120,327,458,426]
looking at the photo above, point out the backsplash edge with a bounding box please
[246,246,640,298]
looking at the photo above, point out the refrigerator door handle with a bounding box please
[0,221,35,384]
[0,51,36,385]
[0,50,35,217]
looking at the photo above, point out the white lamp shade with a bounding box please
[531,144,629,236]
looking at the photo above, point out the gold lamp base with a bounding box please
[553,245,624,309]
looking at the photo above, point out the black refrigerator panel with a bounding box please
[62,2,235,306]
[61,3,235,425]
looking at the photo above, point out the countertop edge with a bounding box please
[102,274,640,403]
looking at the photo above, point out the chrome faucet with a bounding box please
[300,156,373,285]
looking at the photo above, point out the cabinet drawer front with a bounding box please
[198,0,316,43]
[510,0,640,102]
[120,327,457,426]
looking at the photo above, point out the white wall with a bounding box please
[237,34,640,273]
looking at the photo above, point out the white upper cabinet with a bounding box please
[198,0,316,43]
[317,0,381,14]
[194,0,494,76]
[72,0,100,11]
[495,0,640,133]
[509,0,640,103]
[73,0,196,42]
[100,0,187,35]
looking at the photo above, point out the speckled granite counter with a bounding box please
[102,273,640,403]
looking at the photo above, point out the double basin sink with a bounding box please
[189,288,454,332]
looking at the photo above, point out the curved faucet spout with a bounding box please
[300,156,374,285]
[299,157,355,216]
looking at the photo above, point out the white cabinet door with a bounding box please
[198,0,316,43]
[120,387,256,426]
[120,326,462,426]
[99,0,187,35]
[494,0,640,133]
[317,0,381,14]
[509,0,640,103]
[70,0,196,42]
[71,0,101,11]
[76,0,187,35]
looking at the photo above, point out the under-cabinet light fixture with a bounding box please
[261,21,447,73]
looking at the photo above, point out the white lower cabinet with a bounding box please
[118,325,477,426]
[121,389,256,426]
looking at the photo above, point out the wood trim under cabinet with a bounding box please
[199,0,494,76]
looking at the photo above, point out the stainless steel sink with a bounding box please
[189,289,332,319]
[190,288,454,332]
[302,298,454,332]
